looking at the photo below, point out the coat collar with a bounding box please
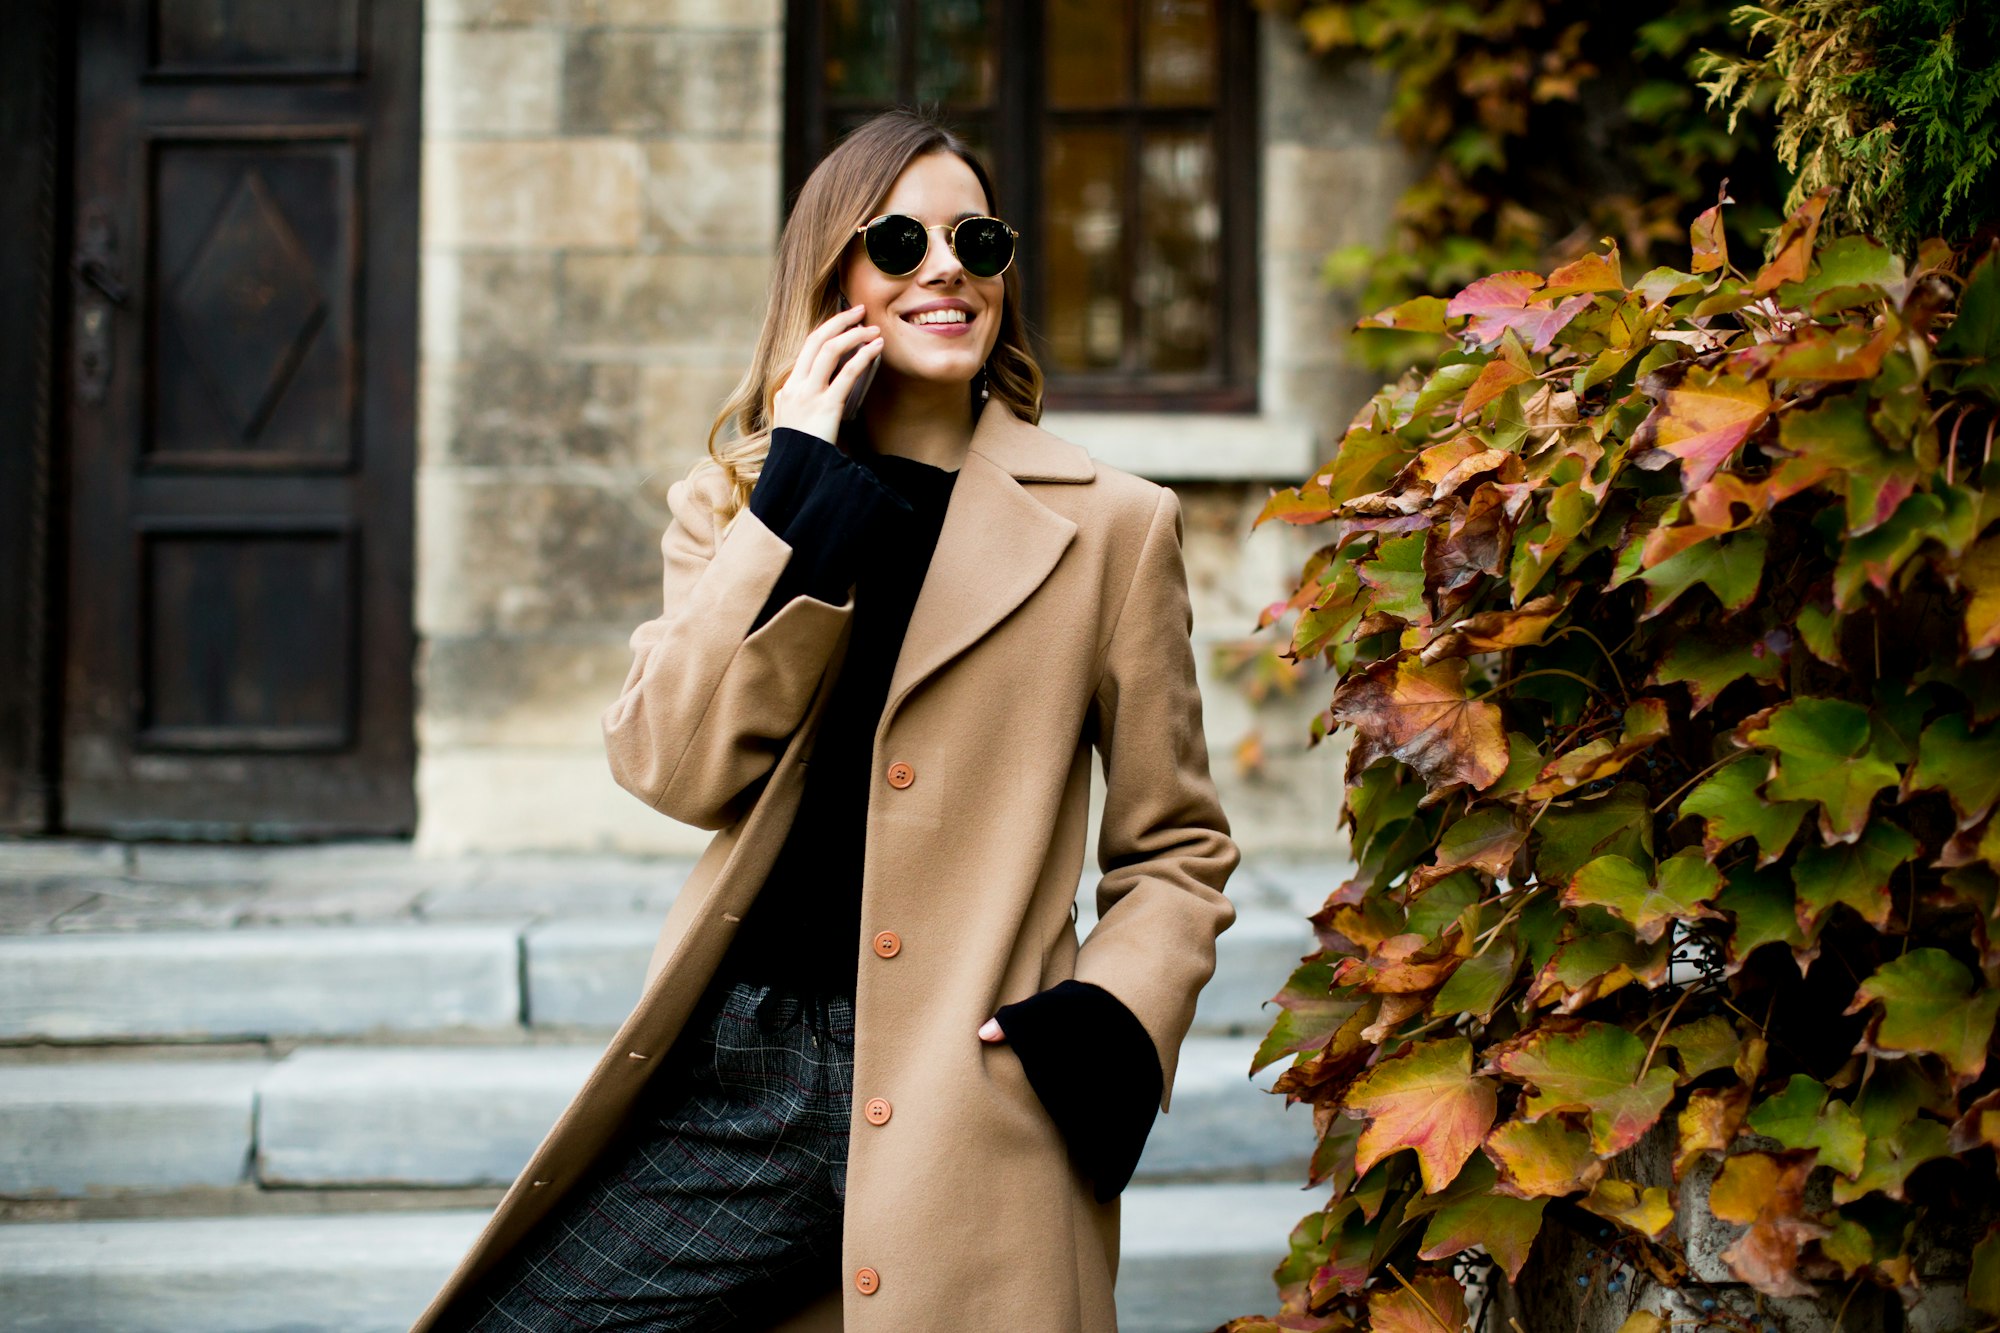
[883,397,1093,718]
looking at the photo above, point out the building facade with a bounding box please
[3,0,1408,859]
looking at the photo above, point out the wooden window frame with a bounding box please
[784,0,1259,414]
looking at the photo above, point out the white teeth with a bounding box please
[907,309,969,325]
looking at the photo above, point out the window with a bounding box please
[785,0,1259,412]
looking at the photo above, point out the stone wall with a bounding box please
[413,2,1407,858]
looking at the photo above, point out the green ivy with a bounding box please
[1227,196,2000,1327]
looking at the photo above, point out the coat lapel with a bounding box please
[883,397,1094,718]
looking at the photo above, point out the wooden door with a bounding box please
[62,0,419,838]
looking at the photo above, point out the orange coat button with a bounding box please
[855,1266,880,1295]
[865,1097,892,1125]
[872,930,901,958]
[886,761,914,788]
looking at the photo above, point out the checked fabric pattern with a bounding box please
[454,978,855,1332]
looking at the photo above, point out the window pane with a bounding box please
[1140,0,1214,105]
[1137,129,1218,374]
[825,0,896,102]
[915,0,994,105]
[1048,0,1129,108]
[1043,129,1128,372]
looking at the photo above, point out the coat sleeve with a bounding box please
[600,436,903,830]
[1070,485,1240,1114]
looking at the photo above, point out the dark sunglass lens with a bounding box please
[956,218,1013,277]
[866,215,927,274]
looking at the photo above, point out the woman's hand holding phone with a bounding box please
[770,304,883,450]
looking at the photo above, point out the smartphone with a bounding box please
[840,344,880,418]
[835,293,880,421]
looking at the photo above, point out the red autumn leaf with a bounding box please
[1330,654,1510,793]
[1342,1036,1499,1192]
[1641,365,1772,491]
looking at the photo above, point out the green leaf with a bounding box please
[1415,806,1525,890]
[1791,820,1918,931]
[1535,783,1653,885]
[1972,1223,2000,1318]
[1715,865,1810,970]
[1775,235,1905,312]
[1357,533,1430,625]
[1563,851,1723,943]
[1415,1153,1548,1281]
[1252,959,1355,1073]
[1831,1117,1951,1206]
[1833,494,1945,610]
[1359,294,1450,333]
[1745,698,1904,842]
[1638,530,1767,619]
[1433,938,1518,1022]
[1494,1021,1680,1156]
[1939,249,2000,397]
[1663,1014,1741,1080]
[1342,1037,1499,1192]
[1906,714,2000,828]
[1745,1075,1866,1177]
[1845,948,2000,1083]
[1680,756,1810,865]
[1650,636,1783,713]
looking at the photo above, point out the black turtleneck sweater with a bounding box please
[713,419,1164,1202]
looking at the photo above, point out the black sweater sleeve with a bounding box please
[747,426,911,634]
[994,978,1165,1202]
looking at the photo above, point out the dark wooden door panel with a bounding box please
[63,0,416,839]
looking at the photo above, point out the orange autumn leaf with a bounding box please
[1709,1150,1829,1297]
[1342,1037,1499,1193]
[1645,366,1772,490]
[1330,655,1510,793]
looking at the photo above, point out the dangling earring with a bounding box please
[979,363,991,404]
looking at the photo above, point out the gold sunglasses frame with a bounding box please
[850,213,1021,279]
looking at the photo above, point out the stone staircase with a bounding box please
[0,841,1345,1332]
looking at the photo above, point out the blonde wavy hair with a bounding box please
[692,108,1045,526]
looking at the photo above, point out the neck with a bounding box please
[860,371,977,470]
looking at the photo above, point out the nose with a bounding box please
[917,225,964,286]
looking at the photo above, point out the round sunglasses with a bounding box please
[851,213,1020,280]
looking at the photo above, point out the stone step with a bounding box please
[0,926,522,1043]
[0,1182,1310,1332]
[0,1059,268,1197]
[0,905,1317,1044]
[0,1035,1308,1198]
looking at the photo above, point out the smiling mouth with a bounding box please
[903,310,974,327]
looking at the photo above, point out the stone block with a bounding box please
[636,364,751,475]
[1115,1181,1312,1333]
[561,30,779,137]
[1136,1035,1308,1180]
[423,139,643,249]
[423,29,560,136]
[434,357,640,467]
[1261,249,1360,374]
[0,1060,266,1196]
[1038,412,1316,483]
[1262,359,1381,442]
[525,917,657,1027]
[0,926,521,1041]
[641,138,780,252]
[256,1047,600,1186]
[570,0,782,27]
[1263,143,1409,255]
[1260,12,1398,151]
[418,634,636,750]
[427,0,561,27]
[0,1210,489,1333]
[416,472,666,637]
[0,840,127,879]
[413,749,714,857]
[434,252,561,359]
[557,253,770,355]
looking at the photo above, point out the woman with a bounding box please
[412,107,1239,1333]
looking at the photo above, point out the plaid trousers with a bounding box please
[453,976,856,1332]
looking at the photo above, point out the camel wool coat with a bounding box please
[409,396,1241,1333]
